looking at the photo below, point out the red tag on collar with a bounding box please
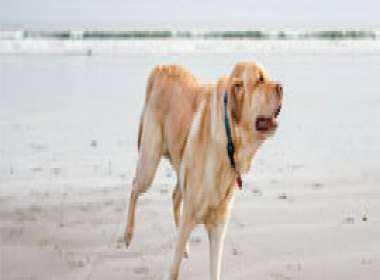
[236,174,242,190]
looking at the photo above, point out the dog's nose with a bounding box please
[275,83,283,99]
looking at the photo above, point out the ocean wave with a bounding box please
[1,29,380,41]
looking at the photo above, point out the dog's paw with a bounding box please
[163,271,178,280]
[124,232,133,248]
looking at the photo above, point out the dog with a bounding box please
[124,62,283,280]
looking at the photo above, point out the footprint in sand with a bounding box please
[29,143,46,151]
[165,168,173,178]
[252,189,263,196]
[52,167,62,175]
[15,210,37,222]
[133,266,149,275]
[31,167,43,173]
[104,200,114,206]
[361,258,373,265]
[286,262,302,271]
[232,248,241,256]
[29,204,43,213]
[3,227,24,240]
[312,182,324,189]
[90,139,98,147]
[189,236,202,245]
[80,205,89,212]
[278,193,288,200]
[343,216,355,224]
[270,272,292,280]
[37,238,51,247]
[67,258,87,268]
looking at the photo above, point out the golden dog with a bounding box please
[125,62,283,280]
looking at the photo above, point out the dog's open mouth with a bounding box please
[255,105,281,132]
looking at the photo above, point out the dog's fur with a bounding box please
[125,62,283,280]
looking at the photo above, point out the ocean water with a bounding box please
[1,40,380,194]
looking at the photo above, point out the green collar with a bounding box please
[224,91,242,189]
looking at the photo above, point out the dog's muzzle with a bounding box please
[255,105,281,132]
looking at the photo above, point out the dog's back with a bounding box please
[138,65,204,170]
[145,65,199,103]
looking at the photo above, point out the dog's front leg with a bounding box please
[169,215,195,280]
[206,221,229,280]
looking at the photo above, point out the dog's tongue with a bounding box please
[271,117,278,128]
[256,117,277,131]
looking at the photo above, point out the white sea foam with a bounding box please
[1,39,380,55]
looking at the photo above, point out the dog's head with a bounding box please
[228,62,283,135]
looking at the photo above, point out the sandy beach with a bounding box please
[1,41,380,279]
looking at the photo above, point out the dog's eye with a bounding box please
[233,79,243,88]
[258,75,264,83]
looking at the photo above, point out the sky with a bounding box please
[1,0,380,30]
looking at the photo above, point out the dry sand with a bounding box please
[1,43,380,279]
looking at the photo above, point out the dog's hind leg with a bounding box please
[172,183,182,228]
[172,184,189,258]
[124,110,163,248]
[125,190,138,247]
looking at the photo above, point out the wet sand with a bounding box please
[1,44,380,279]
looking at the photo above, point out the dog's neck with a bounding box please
[222,90,265,175]
[232,118,265,174]
[208,80,265,181]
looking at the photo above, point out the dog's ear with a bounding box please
[229,78,244,123]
